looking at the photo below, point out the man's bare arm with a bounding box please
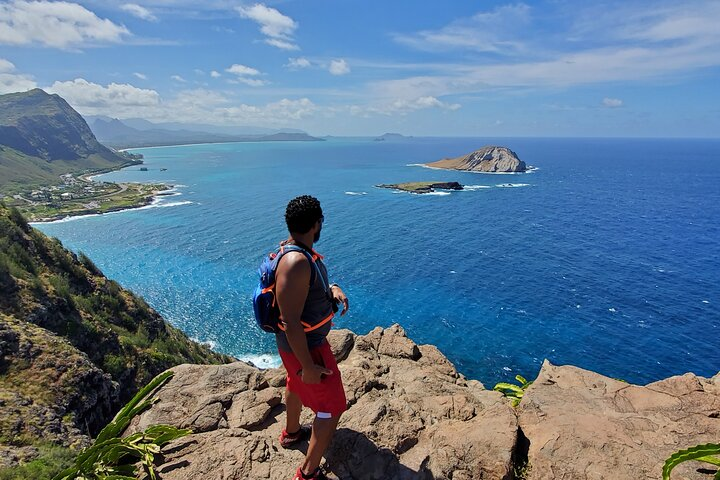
[276,252,332,384]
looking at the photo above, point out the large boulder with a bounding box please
[518,360,720,480]
[127,325,518,479]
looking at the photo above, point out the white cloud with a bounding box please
[133,72,147,80]
[225,64,265,86]
[44,77,316,126]
[216,98,316,123]
[120,3,157,22]
[0,1,130,49]
[0,58,37,93]
[351,96,460,117]
[394,4,531,53]
[286,57,311,69]
[602,97,623,108]
[226,64,260,76]
[46,78,161,115]
[265,38,299,51]
[329,59,350,76]
[236,3,298,50]
[193,69,204,75]
[0,59,15,73]
[210,70,221,78]
[171,75,186,82]
[228,77,266,87]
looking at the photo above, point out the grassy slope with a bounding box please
[0,203,235,477]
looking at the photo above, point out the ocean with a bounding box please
[34,137,720,386]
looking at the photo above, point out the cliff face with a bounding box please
[0,89,119,162]
[426,146,527,173]
[127,326,720,479]
[0,205,233,467]
[0,89,131,190]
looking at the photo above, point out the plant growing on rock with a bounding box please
[53,371,190,480]
[493,374,533,407]
[663,443,720,480]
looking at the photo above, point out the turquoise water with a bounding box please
[35,137,720,385]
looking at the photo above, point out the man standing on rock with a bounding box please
[275,195,349,480]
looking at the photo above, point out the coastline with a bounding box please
[28,185,177,224]
[18,158,176,223]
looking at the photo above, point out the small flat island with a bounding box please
[377,181,463,194]
[426,145,527,173]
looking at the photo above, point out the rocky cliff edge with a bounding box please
[128,325,720,480]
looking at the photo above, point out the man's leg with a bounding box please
[285,387,303,434]
[301,415,340,475]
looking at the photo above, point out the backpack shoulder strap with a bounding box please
[276,245,317,287]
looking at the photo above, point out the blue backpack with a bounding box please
[252,244,319,333]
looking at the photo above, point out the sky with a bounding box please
[1,0,719,137]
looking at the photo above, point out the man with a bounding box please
[275,195,349,480]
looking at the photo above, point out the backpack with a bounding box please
[252,244,320,333]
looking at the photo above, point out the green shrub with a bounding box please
[0,444,75,480]
[78,252,103,276]
[494,374,534,407]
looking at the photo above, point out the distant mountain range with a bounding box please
[0,89,132,192]
[86,116,322,149]
[84,116,306,136]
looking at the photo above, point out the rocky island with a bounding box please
[426,146,527,173]
[377,181,463,194]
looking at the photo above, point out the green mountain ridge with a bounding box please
[0,89,133,193]
[0,203,233,474]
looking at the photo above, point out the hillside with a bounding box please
[0,89,134,192]
[0,204,233,471]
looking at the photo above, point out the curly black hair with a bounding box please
[285,195,322,233]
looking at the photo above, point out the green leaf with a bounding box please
[494,383,524,395]
[663,443,720,480]
[696,455,720,467]
[96,370,174,443]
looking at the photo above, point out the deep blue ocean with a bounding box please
[34,137,720,386]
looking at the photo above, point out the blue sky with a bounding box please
[1,0,719,136]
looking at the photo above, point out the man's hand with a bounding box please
[330,285,349,316]
[299,364,333,384]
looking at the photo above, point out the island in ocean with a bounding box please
[374,132,412,141]
[377,181,463,193]
[426,145,527,173]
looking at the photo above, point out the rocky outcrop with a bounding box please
[518,360,720,480]
[128,327,720,480]
[127,325,518,479]
[426,146,527,173]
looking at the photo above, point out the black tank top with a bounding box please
[275,246,334,352]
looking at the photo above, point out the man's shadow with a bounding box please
[321,428,431,480]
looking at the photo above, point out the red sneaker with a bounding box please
[279,424,311,448]
[291,466,328,480]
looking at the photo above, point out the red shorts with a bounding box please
[278,340,347,419]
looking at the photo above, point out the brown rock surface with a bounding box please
[125,330,720,480]
[426,146,526,173]
[518,360,720,480]
[127,325,518,479]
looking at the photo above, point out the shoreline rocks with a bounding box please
[426,146,527,173]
